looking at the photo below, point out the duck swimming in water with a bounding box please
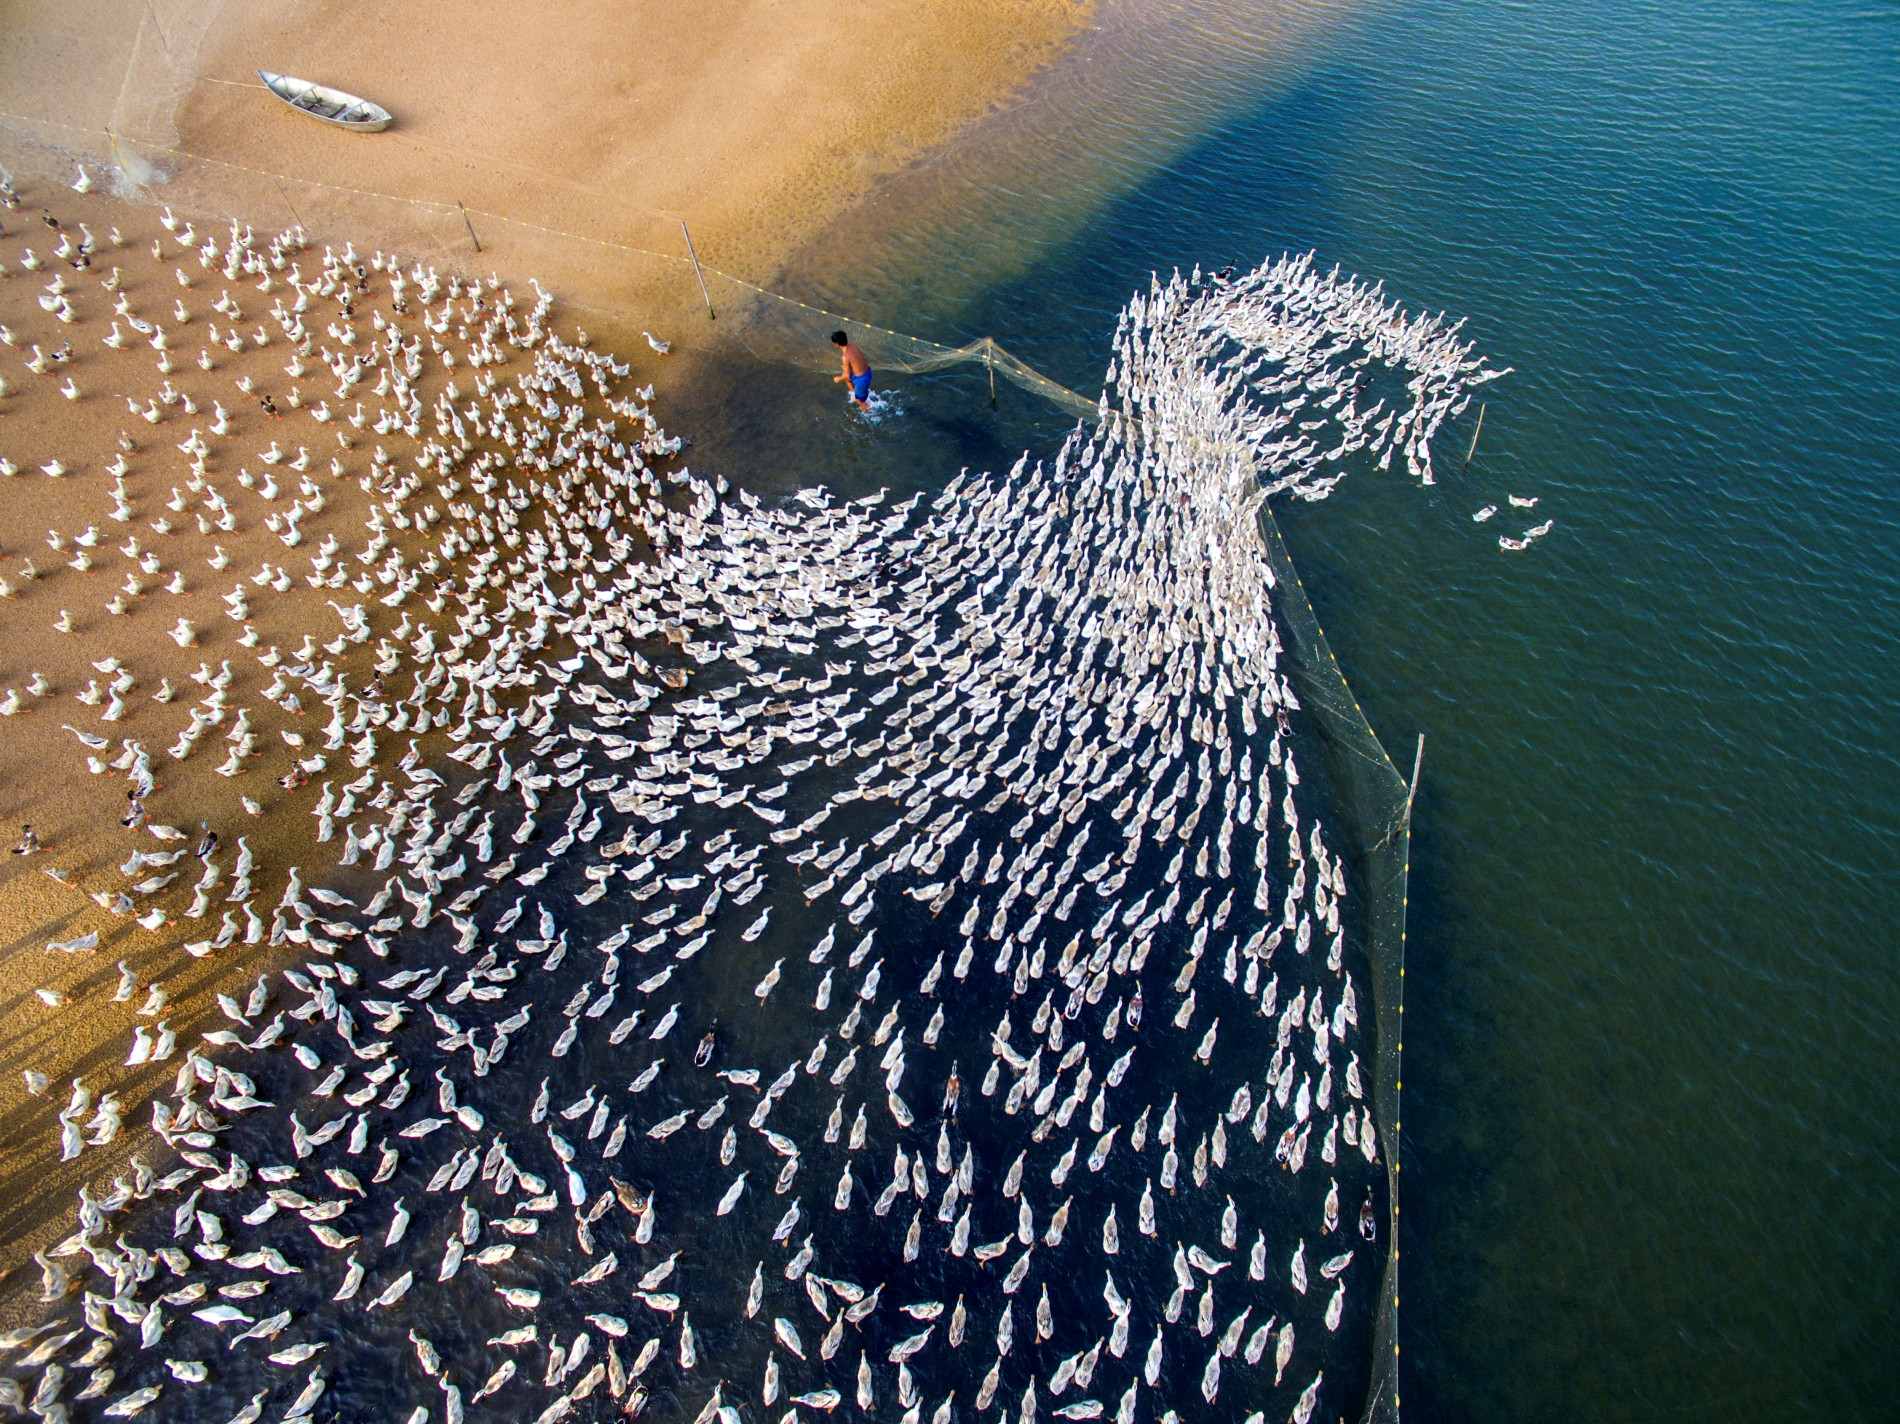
[0,241,1486,1424]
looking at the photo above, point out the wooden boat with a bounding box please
[257,70,392,132]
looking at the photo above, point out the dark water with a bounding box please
[674,0,1900,1419]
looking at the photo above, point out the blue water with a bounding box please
[697,0,1900,1417]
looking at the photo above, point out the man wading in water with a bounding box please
[832,330,872,410]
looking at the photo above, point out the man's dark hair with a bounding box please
[831,331,849,346]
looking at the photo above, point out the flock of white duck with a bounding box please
[1,195,1503,1424]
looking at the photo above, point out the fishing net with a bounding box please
[0,101,1095,425]
[695,267,1104,422]
[1252,506,1409,1424]
[1099,254,1505,1423]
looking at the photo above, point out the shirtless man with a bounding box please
[832,330,872,410]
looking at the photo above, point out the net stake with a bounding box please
[1405,734,1425,819]
[682,220,716,321]
[457,201,481,254]
[987,340,996,408]
[1462,403,1485,467]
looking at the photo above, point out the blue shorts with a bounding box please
[850,371,873,402]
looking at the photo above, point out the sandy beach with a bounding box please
[0,0,1088,330]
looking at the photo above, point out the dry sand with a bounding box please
[0,0,1089,337]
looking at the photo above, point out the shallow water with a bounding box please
[700,0,1900,1419]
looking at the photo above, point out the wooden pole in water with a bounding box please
[1406,733,1426,819]
[681,220,716,321]
[457,201,481,254]
[987,339,996,409]
[1463,403,1486,466]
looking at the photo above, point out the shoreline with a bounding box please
[764,0,1362,339]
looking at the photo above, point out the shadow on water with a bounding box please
[662,346,1077,512]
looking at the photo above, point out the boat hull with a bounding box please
[257,70,392,132]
